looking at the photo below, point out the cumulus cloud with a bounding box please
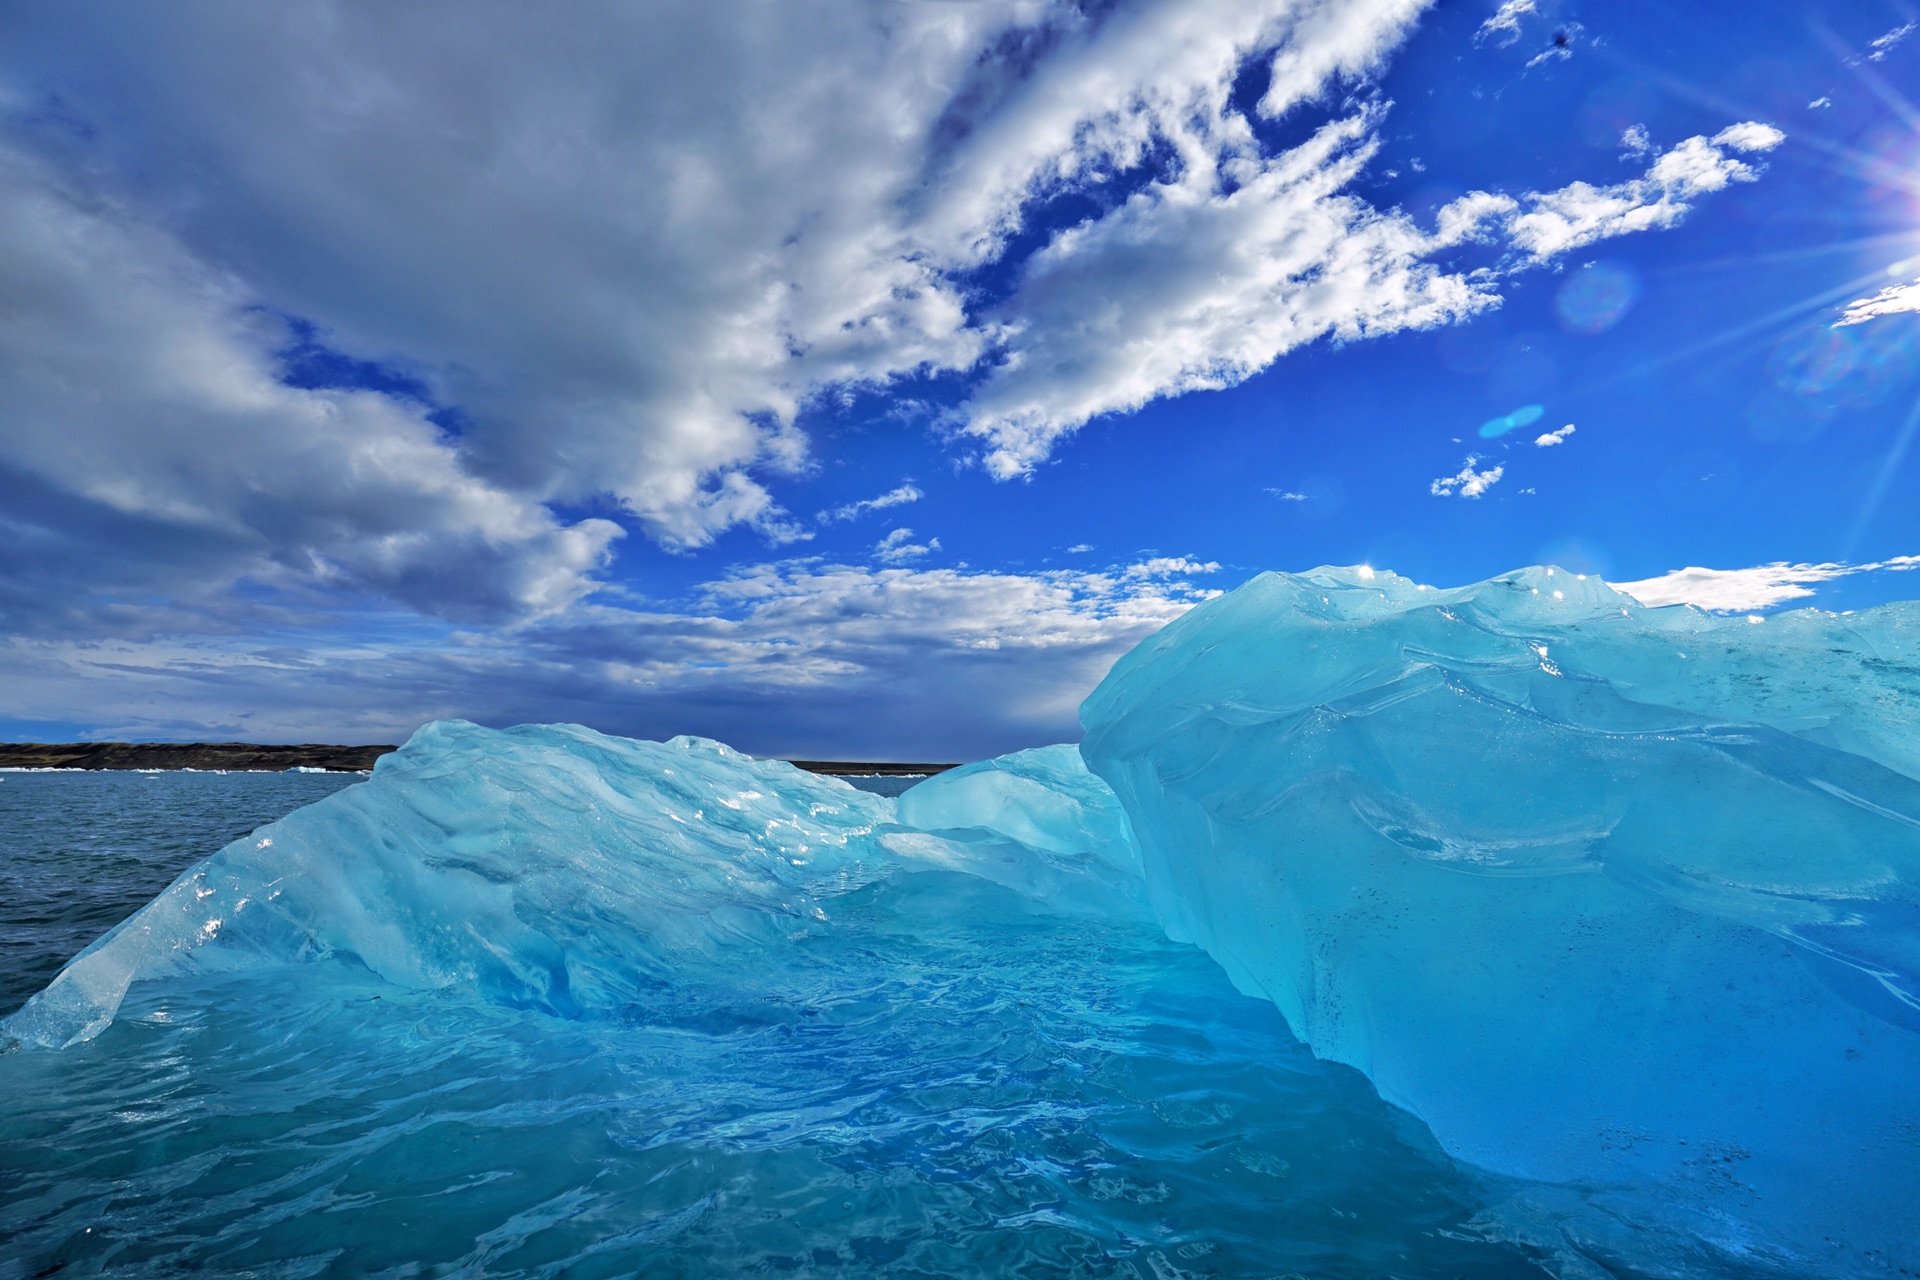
[0,0,1830,774]
[1430,456,1504,497]
[1,0,1438,546]
[0,1,1787,537]
[1535,423,1576,446]
[1613,557,1920,612]
[1124,557,1222,578]
[958,108,1513,477]
[874,528,940,564]
[0,560,1227,759]
[1836,277,1920,327]
[954,108,1783,476]
[822,483,922,523]
[0,145,620,628]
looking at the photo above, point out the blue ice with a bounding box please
[1082,565,1920,1274]
[6,565,1919,1276]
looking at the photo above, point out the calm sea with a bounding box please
[0,770,365,1016]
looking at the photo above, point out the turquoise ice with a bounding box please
[0,720,1523,1278]
[5,565,1918,1276]
[5,724,896,1047]
[1081,565,1920,1274]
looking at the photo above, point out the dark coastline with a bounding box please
[0,742,959,777]
[0,742,396,773]
[780,759,958,777]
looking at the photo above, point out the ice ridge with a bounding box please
[5,722,894,1047]
[6,564,1918,1275]
[1080,564,1920,1274]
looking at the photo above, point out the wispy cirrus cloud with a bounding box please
[821,483,923,524]
[1866,21,1915,62]
[1476,0,1537,47]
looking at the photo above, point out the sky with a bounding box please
[3,0,1920,759]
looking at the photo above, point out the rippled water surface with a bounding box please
[0,771,1566,1278]
[0,770,361,1017]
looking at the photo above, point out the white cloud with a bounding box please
[0,560,1227,759]
[1869,22,1915,61]
[1808,96,1832,109]
[1066,543,1094,554]
[1836,277,1920,327]
[1620,125,1652,158]
[0,3,1792,623]
[0,3,1781,514]
[1613,557,1920,612]
[1267,489,1310,501]
[1124,557,1222,578]
[874,528,940,564]
[1476,0,1537,47]
[955,111,1783,476]
[3,0,1445,538]
[1504,124,1785,261]
[0,146,619,626]
[821,483,922,523]
[1534,423,1576,446]
[961,107,1509,477]
[1430,456,1504,497]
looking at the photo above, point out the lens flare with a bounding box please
[1555,261,1642,334]
[1478,403,1545,439]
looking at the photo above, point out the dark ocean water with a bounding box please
[0,768,1570,1279]
[0,770,363,1017]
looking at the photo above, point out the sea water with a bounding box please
[0,754,1550,1278]
[7,562,1915,1277]
[0,770,360,1018]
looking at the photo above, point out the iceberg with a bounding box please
[4,564,1917,1276]
[882,743,1149,919]
[6,722,894,1047]
[0,719,1520,1278]
[1080,565,1920,1274]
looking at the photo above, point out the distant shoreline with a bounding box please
[779,759,959,777]
[0,742,960,778]
[0,742,394,773]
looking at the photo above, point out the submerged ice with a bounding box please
[4,565,1918,1277]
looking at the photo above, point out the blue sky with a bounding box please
[3,0,1919,758]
